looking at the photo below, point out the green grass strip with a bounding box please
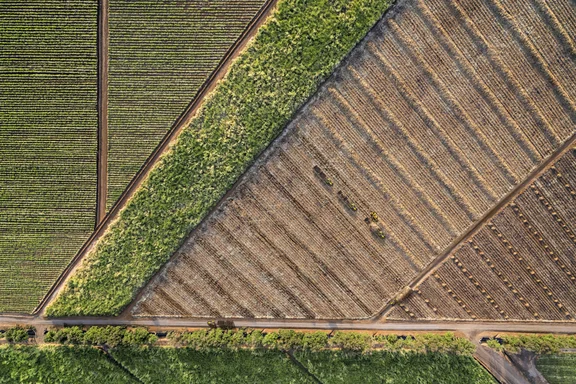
[47,0,394,316]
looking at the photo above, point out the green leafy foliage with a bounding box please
[44,326,157,347]
[167,329,475,355]
[4,327,30,344]
[0,346,137,383]
[537,354,576,384]
[486,335,576,354]
[110,348,314,384]
[47,0,394,317]
[295,350,497,384]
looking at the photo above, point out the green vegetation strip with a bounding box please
[42,327,475,354]
[3,328,492,383]
[536,354,576,384]
[486,334,576,354]
[111,348,314,384]
[47,0,394,316]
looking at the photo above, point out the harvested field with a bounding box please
[133,0,576,319]
[388,148,576,321]
[106,0,267,211]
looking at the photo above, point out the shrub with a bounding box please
[302,332,329,352]
[329,331,371,352]
[5,326,29,343]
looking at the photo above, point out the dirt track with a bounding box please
[95,0,109,225]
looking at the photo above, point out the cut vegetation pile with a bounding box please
[134,0,576,319]
[0,0,97,313]
[47,0,394,316]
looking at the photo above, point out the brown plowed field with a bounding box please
[133,0,576,319]
[389,148,576,322]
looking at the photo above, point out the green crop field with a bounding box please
[106,0,267,212]
[111,348,313,384]
[295,351,497,384]
[0,346,137,383]
[48,0,394,317]
[537,354,576,384]
[0,0,97,313]
[0,343,496,384]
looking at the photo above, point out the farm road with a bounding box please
[2,315,576,335]
[96,0,109,225]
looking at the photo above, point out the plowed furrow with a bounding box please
[303,118,440,262]
[332,75,476,226]
[348,59,497,205]
[296,132,426,269]
[255,169,374,316]
[391,10,537,176]
[314,99,456,241]
[496,209,576,316]
[464,0,576,139]
[457,245,533,319]
[264,153,390,304]
[368,35,515,194]
[239,189,361,318]
[543,0,576,47]
[212,219,313,317]
[500,0,576,102]
[229,198,344,318]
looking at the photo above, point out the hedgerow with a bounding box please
[1,326,33,344]
[42,327,475,355]
[44,326,158,347]
[168,329,475,355]
[486,334,576,355]
[46,0,394,317]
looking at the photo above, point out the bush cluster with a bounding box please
[47,0,394,317]
[1,326,33,343]
[42,327,475,355]
[44,326,157,347]
[486,334,576,354]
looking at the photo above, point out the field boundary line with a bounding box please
[32,0,279,316]
[376,133,576,320]
[95,0,109,225]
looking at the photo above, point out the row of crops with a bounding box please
[0,1,98,312]
[106,0,268,211]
